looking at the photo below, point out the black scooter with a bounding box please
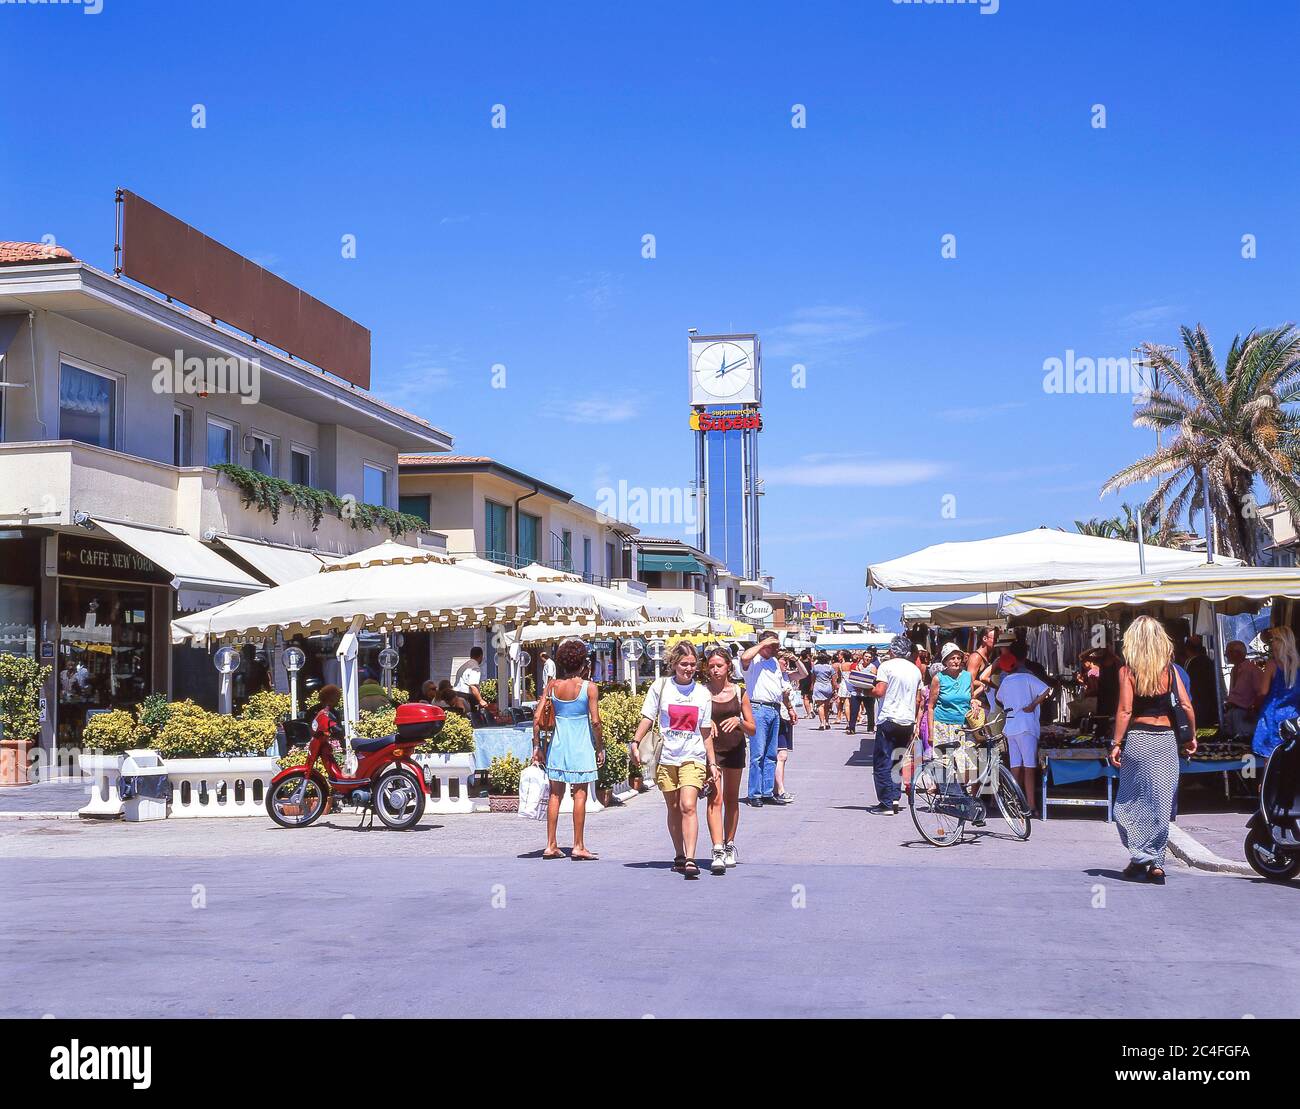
[1244,717,1300,882]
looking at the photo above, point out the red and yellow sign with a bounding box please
[690,410,763,432]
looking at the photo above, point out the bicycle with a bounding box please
[908,709,1032,847]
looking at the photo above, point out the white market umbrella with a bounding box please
[867,527,1239,593]
[171,541,594,645]
[999,564,1300,627]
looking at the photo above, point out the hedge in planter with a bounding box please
[597,739,629,790]
[81,709,149,755]
[417,710,475,755]
[153,701,276,759]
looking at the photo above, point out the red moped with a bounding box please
[266,702,445,831]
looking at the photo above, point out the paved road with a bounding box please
[2,719,1298,1018]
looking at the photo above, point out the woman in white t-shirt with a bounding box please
[632,641,719,880]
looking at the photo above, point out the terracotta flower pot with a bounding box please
[0,739,33,786]
[489,794,519,813]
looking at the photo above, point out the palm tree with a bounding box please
[1074,517,1116,538]
[1101,324,1300,563]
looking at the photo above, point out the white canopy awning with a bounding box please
[999,564,1300,627]
[217,536,337,586]
[450,555,646,626]
[96,520,265,603]
[868,527,1239,593]
[171,541,589,645]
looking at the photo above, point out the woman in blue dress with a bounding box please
[1252,627,1300,763]
[532,638,604,861]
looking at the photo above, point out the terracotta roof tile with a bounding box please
[0,241,76,265]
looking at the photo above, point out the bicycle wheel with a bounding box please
[909,757,965,847]
[993,765,1032,840]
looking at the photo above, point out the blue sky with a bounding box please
[4,0,1298,619]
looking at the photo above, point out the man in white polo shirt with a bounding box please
[994,642,1051,815]
[869,635,922,814]
[740,630,786,807]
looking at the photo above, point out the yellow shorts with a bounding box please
[655,760,708,793]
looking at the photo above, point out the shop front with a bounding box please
[52,532,173,753]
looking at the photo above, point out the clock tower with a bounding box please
[688,332,763,581]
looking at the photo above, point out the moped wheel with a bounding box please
[267,772,327,828]
[373,768,425,830]
[1244,825,1300,882]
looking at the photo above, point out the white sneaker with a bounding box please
[711,846,727,875]
[723,841,738,868]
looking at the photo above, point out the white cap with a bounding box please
[940,642,963,662]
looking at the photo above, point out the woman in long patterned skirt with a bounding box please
[1109,617,1197,884]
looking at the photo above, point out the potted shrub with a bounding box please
[0,655,51,786]
[487,752,524,812]
[596,738,629,807]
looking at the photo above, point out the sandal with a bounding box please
[1120,861,1147,881]
[542,850,565,860]
[671,855,687,873]
[681,859,700,880]
[1147,866,1166,885]
[571,850,599,861]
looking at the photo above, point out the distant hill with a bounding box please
[868,605,902,631]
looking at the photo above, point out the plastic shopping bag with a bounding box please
[518,764,549,820]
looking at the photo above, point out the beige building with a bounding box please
[398,455,640,681]
[0,242,453,764]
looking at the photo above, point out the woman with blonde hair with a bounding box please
[632,640,719,879]
[1109,615,1196,883]
[1252,626,1300,762]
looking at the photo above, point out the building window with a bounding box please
[59,362,118,449]
[363,462,389,506]
[290,445,314,487]
[560,529,573,572]
[206,416,235,466]
[518,512,540,566]
[248,431,276,476]
[583,537,592,581]
[606,541,616,580]
[172,406,192,466]
[399,494,431,525]
[486,500,511,564]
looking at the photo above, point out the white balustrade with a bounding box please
[413,753,482,814]
[78,754,125,818]
[165,757,278,818]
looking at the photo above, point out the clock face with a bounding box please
[692,340,755,402]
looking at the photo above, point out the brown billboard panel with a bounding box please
[118,190,370,389]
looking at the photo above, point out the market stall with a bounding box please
[1000,565,1300,819]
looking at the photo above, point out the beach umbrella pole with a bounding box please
[336,615,364,749]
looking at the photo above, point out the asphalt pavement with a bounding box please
[2,718,1297,1018]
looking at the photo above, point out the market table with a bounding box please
[1039,745,1252,822]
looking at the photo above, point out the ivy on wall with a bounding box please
[213,464,426,538]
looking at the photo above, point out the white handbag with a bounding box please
[518,764,549,820]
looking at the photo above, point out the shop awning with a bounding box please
[218,535,336,586]
[94,520,266,605]
[638,552,704,576]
